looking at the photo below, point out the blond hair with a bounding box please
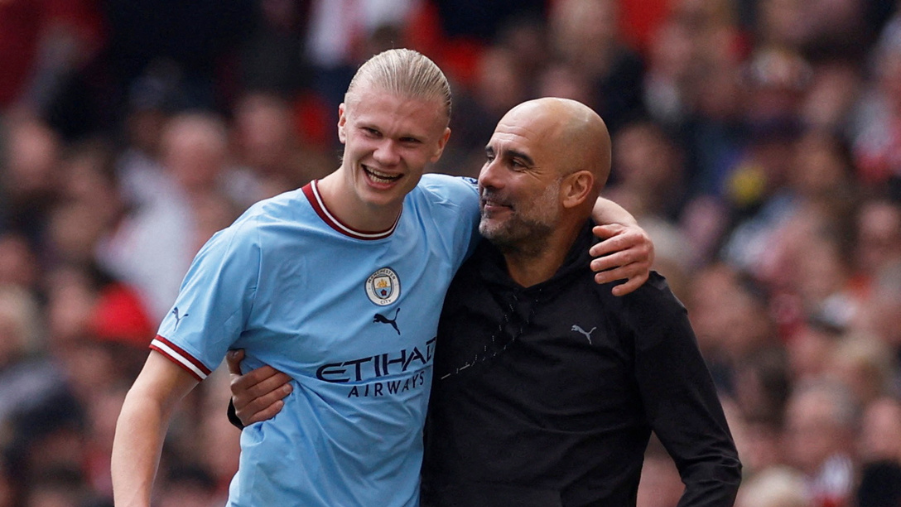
[345,49,451,124]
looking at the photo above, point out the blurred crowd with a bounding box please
[0,0,900,506]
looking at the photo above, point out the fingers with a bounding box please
[226,349,292,425]
[235,381,292,426]
[591,223,653,296]
[590,224,625,250]
[592,260,646,285]
[235,380,291,421]
[592,264,650,296]
[590,225,649,258]
[592,223,623,238]
[591,249,643,273]
[231,367,292,400]
[590,222,655,297]
[241,400,286,426]
[609,271,650,297]
[232,370,292,426]
[226,349,245,375]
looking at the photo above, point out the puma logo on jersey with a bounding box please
[374,308,401,335]
[571,324,596,344]
[172,307,189,330]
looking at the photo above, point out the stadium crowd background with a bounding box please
[0,0,900,506]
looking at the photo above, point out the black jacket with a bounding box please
[422,222,741,507]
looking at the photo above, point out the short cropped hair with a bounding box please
[345,49,452,124]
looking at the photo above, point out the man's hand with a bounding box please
[590,223,654,296]
[227,349,292,426]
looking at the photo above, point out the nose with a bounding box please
[478,156,504,191]
[373,139,400,166]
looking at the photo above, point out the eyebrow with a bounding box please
[485,145,535,167]
[359,120,426,143]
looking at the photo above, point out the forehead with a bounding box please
[347,87,447,134]
[488,109,557,157]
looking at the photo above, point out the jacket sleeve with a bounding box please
[625,274,742,507]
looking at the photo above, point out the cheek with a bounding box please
[345,135,375,155]
[401,147,435,168]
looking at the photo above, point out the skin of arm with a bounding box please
[591,196,639,227]
[590,197,655,295]
[111,351,200,507]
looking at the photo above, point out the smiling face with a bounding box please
[477,98,610,256]
[337,85,450,216]
[478,111,564,255]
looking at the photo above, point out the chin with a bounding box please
[479,222,506,242]
[359,185,407,209]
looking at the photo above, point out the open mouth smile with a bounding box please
[364,165,403,184]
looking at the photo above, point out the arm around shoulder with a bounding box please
[589,197,655,295]
[111,351,200,507]
[591,197,638,227]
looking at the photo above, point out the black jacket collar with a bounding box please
[475,220,597,296]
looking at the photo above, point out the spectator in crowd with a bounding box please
[229,91,332,207]
[852,16,901,186]
[607,120,696,276]
[784,379,858,507]
[635,437,685,507]
[828,334,895,407]
[0,457,14,507]
[97,112,239,320]
[1,115,63,247]
[735,466,810,507]
[856,396,901,507]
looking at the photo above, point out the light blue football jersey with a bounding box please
[151,174,480,506]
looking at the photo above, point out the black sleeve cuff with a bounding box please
[227,399,244,430]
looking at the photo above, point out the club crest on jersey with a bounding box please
[365,267,400,306]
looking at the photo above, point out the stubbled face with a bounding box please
[477,110,563,254]
[337,87,449,213]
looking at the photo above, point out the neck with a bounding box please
[317,171,402,232]
[502,218,585,287]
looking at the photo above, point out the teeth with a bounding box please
[365,166,401,183]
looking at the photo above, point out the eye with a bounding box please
[400,136,422,145]
[362,127,380,137]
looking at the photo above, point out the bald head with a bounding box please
[499,97,611,194]
[479,97,611,262]
[478,98,612,284]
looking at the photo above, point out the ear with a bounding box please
[560,170,594,209]
[337,103,348,144]
[429,127,452,163]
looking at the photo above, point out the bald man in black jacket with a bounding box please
[421,98,741,507]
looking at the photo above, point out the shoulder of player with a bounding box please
[412,174,479,205]
[212,188,308,242]
[241,187,307,222]
[594,272,686,322]
[199,193,289,254]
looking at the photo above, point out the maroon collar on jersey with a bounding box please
[302,180,399,240]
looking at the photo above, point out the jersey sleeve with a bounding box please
[150,219,261,381]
